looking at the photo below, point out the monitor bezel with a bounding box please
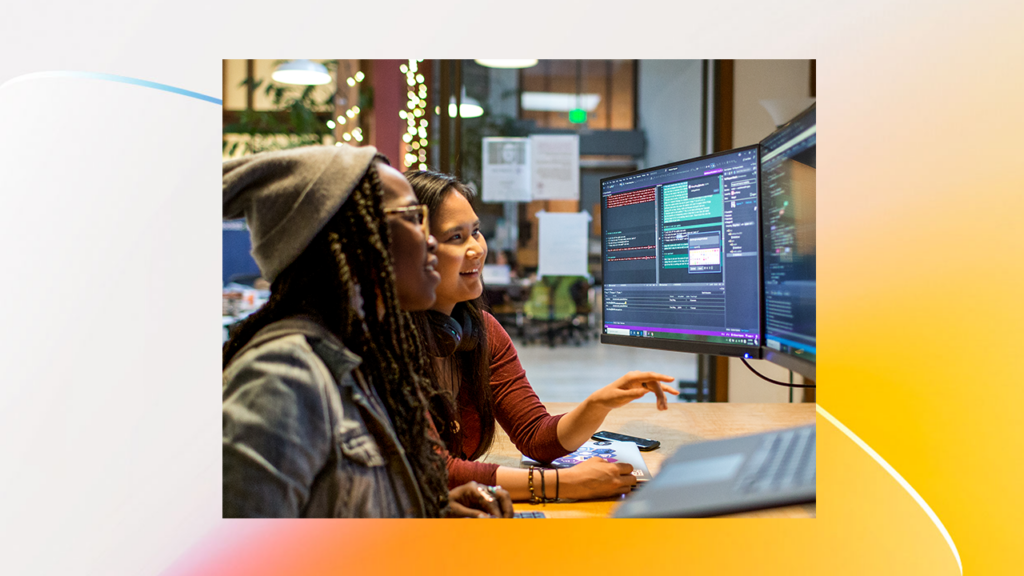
[599,145,763,359]
[757,103,816,379]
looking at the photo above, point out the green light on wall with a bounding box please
[569,108,587,124]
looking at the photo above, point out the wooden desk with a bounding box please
[479,402,817,518]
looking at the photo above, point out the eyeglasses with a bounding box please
[383,204,430,236]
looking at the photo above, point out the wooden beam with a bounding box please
[712,59,734,152]
[701,60,709,155]
[222,60,227,108]
[246,59,254,110]
[810,59,816,98]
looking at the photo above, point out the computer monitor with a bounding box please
[223,219,261,286]
[600,146,762,357]
[759,104,816,379]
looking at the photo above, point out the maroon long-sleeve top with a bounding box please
[445,312,570,487]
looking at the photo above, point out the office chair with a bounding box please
[522,276,588,347]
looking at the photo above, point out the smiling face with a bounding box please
[430,189,487,315]
[377,163,440,311]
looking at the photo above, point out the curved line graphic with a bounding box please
[0,71,221,105]
[817,404,962,575]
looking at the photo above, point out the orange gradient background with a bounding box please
[2,1,1022,575]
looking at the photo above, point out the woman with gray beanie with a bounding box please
[222,145,511,518]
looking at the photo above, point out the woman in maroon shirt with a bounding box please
[405,170,678,502]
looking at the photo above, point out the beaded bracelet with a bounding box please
[528,466,538,504]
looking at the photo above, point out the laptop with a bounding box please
[612,424,816,518]
[522,439,653,482]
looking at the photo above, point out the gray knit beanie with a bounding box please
[223,145,379,283]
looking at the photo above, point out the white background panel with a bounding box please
[0,75,222,576]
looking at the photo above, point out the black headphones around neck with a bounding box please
[425,308,479,357]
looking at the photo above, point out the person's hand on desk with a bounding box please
[559,457,638,499]
[447,481,514,518]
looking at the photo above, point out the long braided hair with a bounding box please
[403,170,496,461]
[223,160,451,517]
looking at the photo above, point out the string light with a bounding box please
[402,58,429,169]
[336,103,362,142]
[344,69,367,88]
[335,66,365,146]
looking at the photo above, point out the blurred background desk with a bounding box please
[479,402,816,518]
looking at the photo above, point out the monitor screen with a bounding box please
[223,219,261,286]
[600,146,762,357]
[759,104,816,379]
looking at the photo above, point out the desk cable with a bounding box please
[740,357,817,389]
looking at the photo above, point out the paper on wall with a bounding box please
[482,137,531,202]
[537,210,591,278]
[529,134,580,201]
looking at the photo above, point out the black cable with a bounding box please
[740,357,816,388]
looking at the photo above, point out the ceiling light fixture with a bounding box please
[474,59,539,69]
[271,59,332,86]
[521,91,601,112]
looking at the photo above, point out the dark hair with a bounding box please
[404,170,495,460]
[223,161,452,517]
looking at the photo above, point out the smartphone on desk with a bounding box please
[592,431,660,451]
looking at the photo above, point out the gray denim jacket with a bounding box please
[223,319,427,517]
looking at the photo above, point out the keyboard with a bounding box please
[513,511,547,518]
[613,423,816,518]
[733,426,816,494]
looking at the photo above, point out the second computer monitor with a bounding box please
[600,146,762,357]
[759,104,816,379]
